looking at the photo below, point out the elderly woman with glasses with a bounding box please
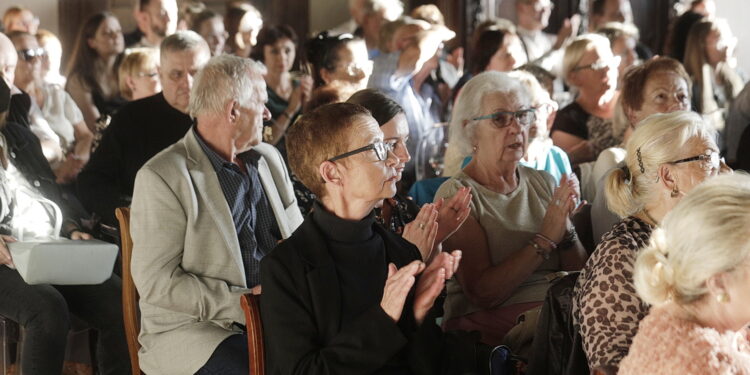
[261,102,462,374]
[572,111,723,373]
[436,71,587,346]
[552,33,622,165]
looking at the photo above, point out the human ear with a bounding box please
[319,160,343,186]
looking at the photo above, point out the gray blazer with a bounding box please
[130,129,303,375]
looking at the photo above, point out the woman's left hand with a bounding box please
[413,250,462,325]
[70,231,92,240]
[403,203,439,261]
[435,187,472,244]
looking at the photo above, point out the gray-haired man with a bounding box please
[130,55,303,374]
[77,30,210,228]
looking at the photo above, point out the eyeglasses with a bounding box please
[17,48,46,62]
[472,108,537,129]
[670,151,720,171]
[571,55,621,72]
[328,140,395,162]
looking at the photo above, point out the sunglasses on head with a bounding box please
[17,48,46,62]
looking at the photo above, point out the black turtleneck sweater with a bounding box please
[311,202,388,326]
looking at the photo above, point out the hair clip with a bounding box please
[636,147,645,173]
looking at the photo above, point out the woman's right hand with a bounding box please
[288,75,314,114]
[0,235,17,269]
[381,261,424,322]
[402,203,439,261]
[540,174,578,243]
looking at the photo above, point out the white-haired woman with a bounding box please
[619,173,750,374]
[551,33,622,165]
[573,111,722,372]
[436,71,587,345]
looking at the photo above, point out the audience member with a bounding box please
[76,31,209,228]
[684,18,743,148]
[225,1,263,58]
[726,82,750,165]
[597,22,639,88]
[511,70,572,184]
[265,101,460,374]
[590,57,692,242]
[552,34,621,165]
[131,54,302,375]
[664,8,704,63]
[117,47,161,101]
[176,0,206,31]
[619,173,750,374]
[348,88,472,261]
[573,111,721,372]
[130,0,178,48]
[436,71,587,346]
[2,6,39,34]
[65,12,126,134]
[35,29,65,86]
[515,0,579,74]
[305,31,371,92]
[0,43,129,375]
[9,31,93,184]
[192,9,228,56]
[250,25,312,149]
[587,0,633,32]
[329,0,404,59]
[410,4,445,26]
[368,19,454,188]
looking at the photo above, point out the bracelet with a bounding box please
[534,233,558,250]
[529,238,552,260]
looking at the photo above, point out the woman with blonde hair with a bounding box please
[551,33,622,165]
[619,173,750,374]
[118,47,161,101]
[573,110,722,372]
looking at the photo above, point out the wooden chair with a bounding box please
[115,207,143,375]
[240,293,265,375]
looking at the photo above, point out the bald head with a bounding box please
[0,33,18,87]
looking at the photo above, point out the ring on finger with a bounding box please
[554,198,562,206]
[451,207,460,213]
[418,222,425,230]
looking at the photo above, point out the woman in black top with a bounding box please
[262,103,462,375]
[347,89,472,262]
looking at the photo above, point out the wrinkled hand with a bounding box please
[381,261,424,322]
[70,231,92,240]
[413,250,462,324]
[435,187,472,244]
[402,203,439,261]
[0,235,17,269]
[541,174,578,243]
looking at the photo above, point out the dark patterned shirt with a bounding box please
[572,216,653,368]
[194,128,280,287]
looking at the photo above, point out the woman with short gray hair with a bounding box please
[437,71,587,345]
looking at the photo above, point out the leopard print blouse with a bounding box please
[572,216,653,368]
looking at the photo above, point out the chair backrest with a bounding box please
[240,293,265,375]
[115,207,143,375]
[415,122,449,181]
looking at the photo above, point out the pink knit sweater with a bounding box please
[619,304,750,374]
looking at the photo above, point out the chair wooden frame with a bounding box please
[116,207,143,375]
[240,293,265,375]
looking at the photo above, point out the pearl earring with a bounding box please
[716,293,730,303]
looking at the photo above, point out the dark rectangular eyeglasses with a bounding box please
[472,108,536,129]
[327,140,395,162]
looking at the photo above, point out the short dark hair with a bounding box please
[620,56,692,113]
[346,89,404,126]
[286,102,372,198]
[190,10,221,34]
[250,24,297,62]
[590,0,607,16]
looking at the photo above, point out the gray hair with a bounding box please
[188,55,266,118]
[448,71,531,159]
[363,0,404,19]
[159,30,209,62]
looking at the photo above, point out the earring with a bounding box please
[716,293,730,304]
[472,145,477,153]
[671,186,680,198]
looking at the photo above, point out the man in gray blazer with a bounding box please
[130,55,303,375]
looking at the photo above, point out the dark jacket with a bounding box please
[526,272,589,375]
[76,92,192,227]
[1,121,90,236]
[260,213,443,375]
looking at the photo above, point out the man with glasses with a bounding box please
[130,55,302,375]
[77,31,209,228]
